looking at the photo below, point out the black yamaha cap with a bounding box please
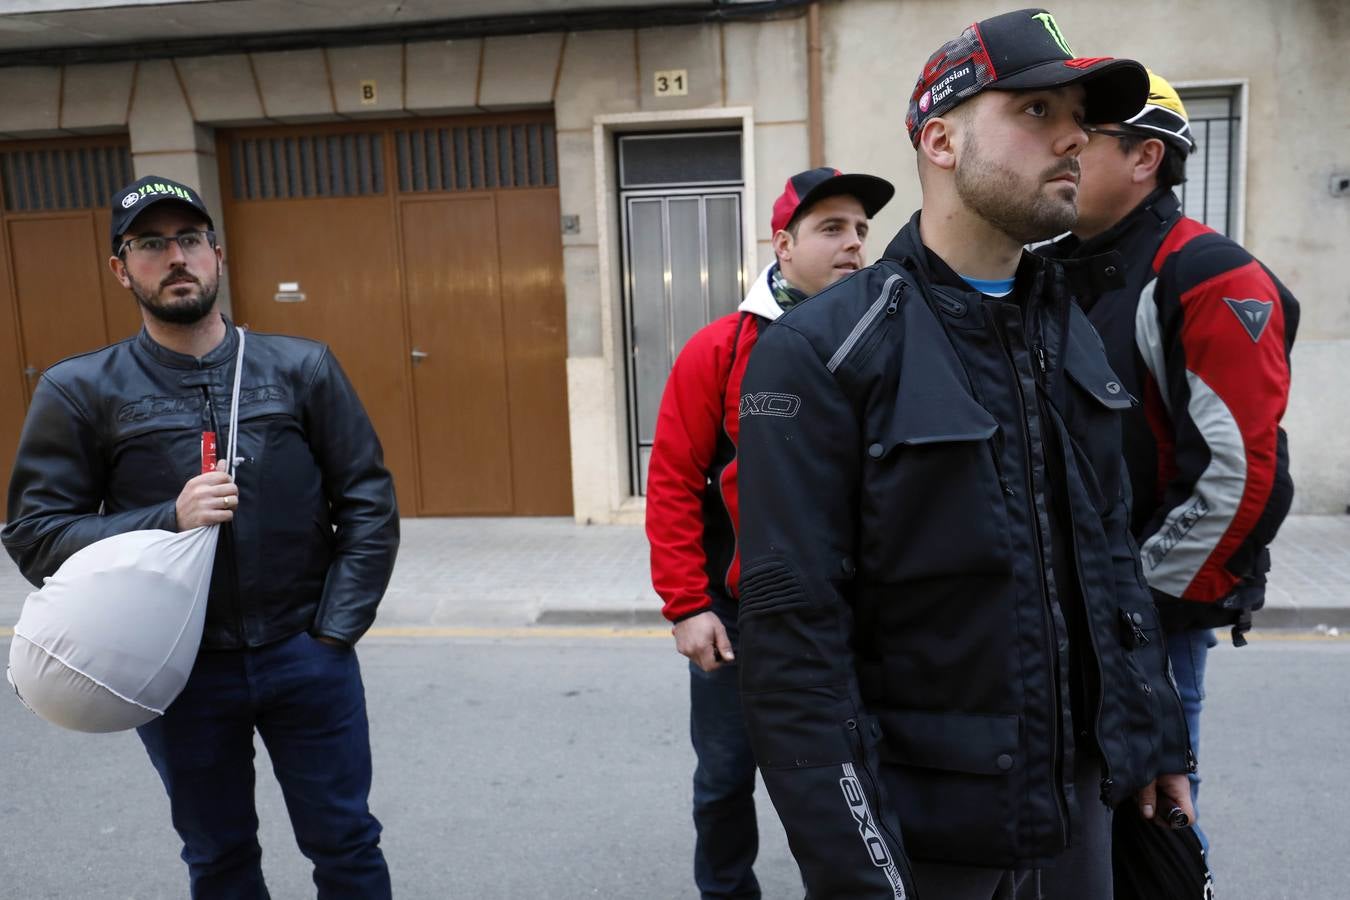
[905,8,1148,145]
[110,175,214,253]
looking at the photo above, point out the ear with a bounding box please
[108,254,131,288]
[918,116,960,172]
[1131,137,1166,185]
[772,228,793,263]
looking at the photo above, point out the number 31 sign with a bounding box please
[654,69,689,97]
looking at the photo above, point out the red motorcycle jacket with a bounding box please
[646,264,785,622]
[1046,189,1298,621]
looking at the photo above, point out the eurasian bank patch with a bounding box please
[930,64,976,105]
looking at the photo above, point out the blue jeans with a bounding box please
[137,631,390,899]
[1166,626,1216,853]
[690,657,760,899]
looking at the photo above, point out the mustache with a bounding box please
[160,270,200,289]
[1045,159,1081,182]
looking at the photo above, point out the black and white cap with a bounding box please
[110,175,214,253]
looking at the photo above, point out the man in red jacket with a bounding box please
[1043,70,1299,856]
[646,167,893,899]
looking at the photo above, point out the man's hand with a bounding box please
[175,459,239,530]
[672,610,734,672]
[1136,773,1197,829]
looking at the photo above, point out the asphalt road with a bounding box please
[1,631,1345,899]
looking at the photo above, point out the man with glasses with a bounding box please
[3,175,399,898]
[1041,71,1300,857]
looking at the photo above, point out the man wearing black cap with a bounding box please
[647,167,892,899]
[1042,70,1299,858]
[3,175,398,897]
[734,11,1194,898]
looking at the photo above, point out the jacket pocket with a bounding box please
[875,708,1023,866]
[861,368,1009,582]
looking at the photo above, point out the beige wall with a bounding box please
[821,0,1350,512]
[0,20,814,522]
[0,0,1344,515]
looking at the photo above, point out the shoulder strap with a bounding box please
[226,327,246,480]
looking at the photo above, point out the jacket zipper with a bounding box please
[826,274,903,373]
[997,313,1070,848]
[844,722,914,898]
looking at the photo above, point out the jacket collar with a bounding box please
[135,313,238,370]
[882,210,1048,299]
[738,262,785,321]
[1051,187,1181,261]
[883,209,1127,311]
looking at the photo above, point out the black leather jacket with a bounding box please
[736,215,1191,893]
[3,319,399,649]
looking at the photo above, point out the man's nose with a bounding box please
[163,238,190,265]
[1059,122,1088,156]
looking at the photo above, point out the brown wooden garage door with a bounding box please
[0,136,139,501]
[218,114,572,517]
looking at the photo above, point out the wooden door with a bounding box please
[219,115,572,516]
[224,196,418,517]
[0,138,135,500]
[8,216,113,395]
[494,189,572,515]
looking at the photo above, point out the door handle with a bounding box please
[23,366,38,380]
[410,348,429,366]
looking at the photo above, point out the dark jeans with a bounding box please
[690,658,760,899]
[137,631,390,900]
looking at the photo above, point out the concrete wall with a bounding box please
[0,20,813,522]
[0,0,1344,516]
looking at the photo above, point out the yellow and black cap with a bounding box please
[1121,70,1196,155]
[906,8,1148,146]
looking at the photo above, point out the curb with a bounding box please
[535,608,667,627]
[1254,607,1350,630]
[532,606,1350,631]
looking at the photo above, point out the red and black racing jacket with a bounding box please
[1045,189,1299,632]
[646,264,785,623]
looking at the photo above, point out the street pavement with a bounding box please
[1,631,1346,899]
[2,514,1348,633]
[1,514,1348,898]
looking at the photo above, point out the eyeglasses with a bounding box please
[1082,125,1141,142]
[118,230,217,258]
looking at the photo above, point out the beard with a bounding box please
[955,131,1080,244]
[130,264,220,325]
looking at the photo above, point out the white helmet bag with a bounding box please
[7,328,247,732]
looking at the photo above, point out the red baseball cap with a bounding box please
[770,167,895,236]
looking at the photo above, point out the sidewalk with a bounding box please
[2,515,1348,631]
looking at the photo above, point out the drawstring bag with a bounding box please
[6,328,246,733]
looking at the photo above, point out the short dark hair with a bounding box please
[1116,131,1188,189]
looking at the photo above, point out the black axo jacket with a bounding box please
[3,321,399,649]
[736,215,1191,896]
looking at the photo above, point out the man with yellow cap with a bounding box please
[1043,71,1301,857]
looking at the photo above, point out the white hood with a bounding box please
[738,263,784,321]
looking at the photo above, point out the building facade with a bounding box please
[0,0,1345,520]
